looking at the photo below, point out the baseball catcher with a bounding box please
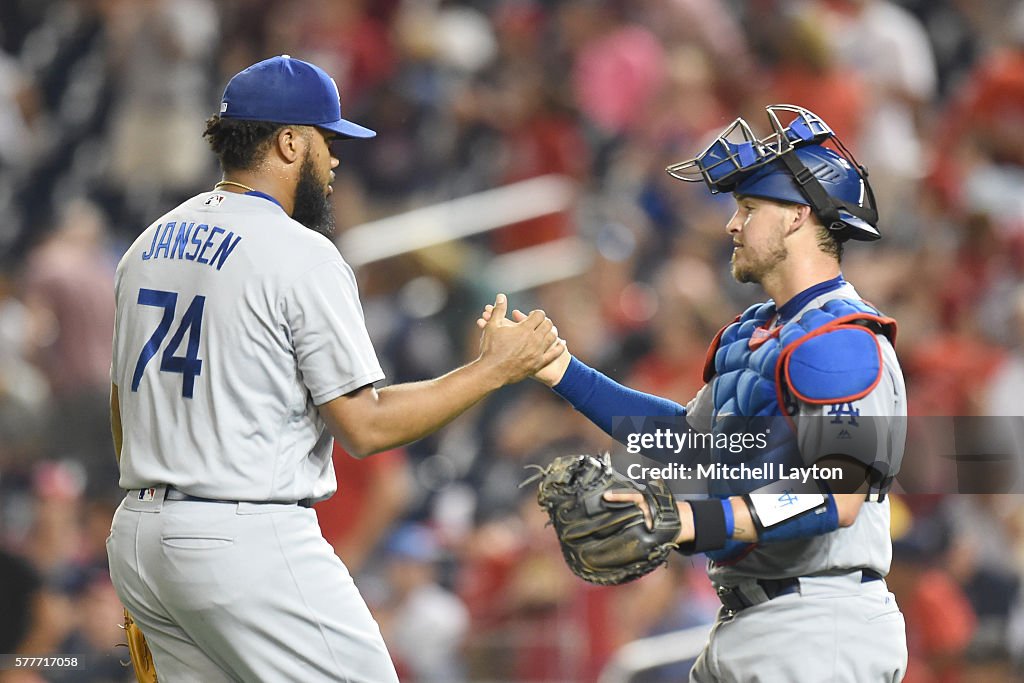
[482,103,908,681]
[525,453,682,585]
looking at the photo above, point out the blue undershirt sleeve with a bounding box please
[551,356,686,437]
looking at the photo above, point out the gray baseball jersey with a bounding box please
[112,191,383,503]
[108,190,399,683]
[684,283,905,584]
[686,282,907,682]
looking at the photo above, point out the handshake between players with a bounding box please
[477,297,571,387]
[475,292,566,387]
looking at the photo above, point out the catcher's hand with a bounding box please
[525,453,682,585]
[121,609,158,683]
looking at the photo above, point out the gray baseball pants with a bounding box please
[690,573,907,682]
[107,488,399,682]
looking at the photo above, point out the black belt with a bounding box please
[716,569,883,614]
[165,486,312,508]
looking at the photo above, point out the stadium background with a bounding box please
[1,0,1023,681]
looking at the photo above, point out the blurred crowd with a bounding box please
[2,0,1024,681]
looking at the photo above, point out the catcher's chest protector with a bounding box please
[697,299,898,566]
[700,298,897,500]
[705,298,897,419]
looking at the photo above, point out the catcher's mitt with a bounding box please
[525,453,681,585]
[121,609,158,683]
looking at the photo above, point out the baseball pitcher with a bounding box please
[107,55,563,682]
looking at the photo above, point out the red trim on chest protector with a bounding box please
[748,324,782,351]
[773,313,898,416]
[703,315,741,383]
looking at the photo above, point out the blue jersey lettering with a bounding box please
[187,224,209,261]
[212,232,242,270]
[142,220,242,271]
[171,222,195,260]
[827,402,861,426]
[197,226,224,265]
[152,222,176,260]
[140,224,161,260]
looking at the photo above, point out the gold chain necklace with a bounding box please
[213,180,256,193]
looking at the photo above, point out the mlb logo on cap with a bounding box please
[219,55,375,139]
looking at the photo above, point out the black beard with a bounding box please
[291,155,335,238]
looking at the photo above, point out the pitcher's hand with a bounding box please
[478,301,570,386]
[478,294,565,385]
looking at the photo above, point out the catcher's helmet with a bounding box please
[666,105,879,241]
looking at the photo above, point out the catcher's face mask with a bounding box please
[666,104,880,241]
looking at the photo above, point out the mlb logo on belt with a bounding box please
[138,488,157,501]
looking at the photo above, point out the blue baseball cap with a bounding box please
[219,55,375,139]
